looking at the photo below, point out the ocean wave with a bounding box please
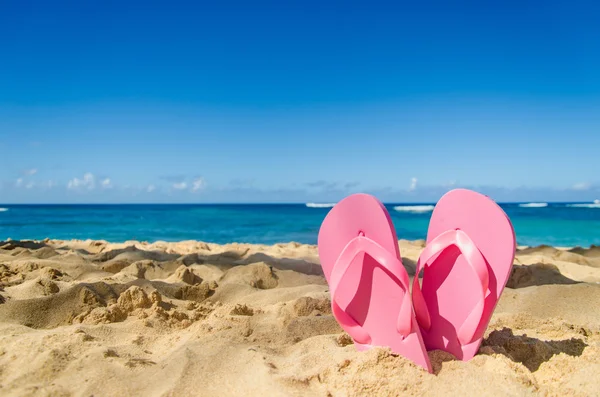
[519,202,548,208]
[393,205,435,213]
[0,208,8,212]
[566,203,600,209]
[305,203,336,208]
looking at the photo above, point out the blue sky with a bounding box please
[1,1,599,203]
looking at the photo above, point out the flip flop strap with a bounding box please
[412,229,489,345]
[330,235,412,344]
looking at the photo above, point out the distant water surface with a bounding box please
[0,203,598,247]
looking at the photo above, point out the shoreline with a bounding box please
[1,237,598,251]
[0,238,599,395]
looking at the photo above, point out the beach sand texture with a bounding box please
[0,239,599,396]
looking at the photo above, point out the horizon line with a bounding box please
[0,200,597,206]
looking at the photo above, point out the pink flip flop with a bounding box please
[318,193,432,372]
[412,189,516,361]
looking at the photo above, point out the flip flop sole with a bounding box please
[319,194,431,372]
[419,189,516,360]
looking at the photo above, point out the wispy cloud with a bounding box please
[67,173,96,190]
[572,182,591,191]
[306,180,360,192]
[444,180,457,188]
[3,170,599,203]
[14,177,37,189]
[306,180,338,190]
[101,178,112,189]
[45,180,57,189]
[23,168,38,176]
[344,181,360,189]
[409,177,418,192]
[191,177,205,192]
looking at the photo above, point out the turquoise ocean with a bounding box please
[0,202,598,247]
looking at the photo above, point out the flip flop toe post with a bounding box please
[318,194,432,372]
[413,189,516,361]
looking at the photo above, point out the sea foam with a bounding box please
[393,205,435,213]
[305,203,336,208]
[567,203,600,208]
[519,202,548,208]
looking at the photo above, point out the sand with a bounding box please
[0,239,599,396]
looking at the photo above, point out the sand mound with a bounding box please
[0,239,599,396]
[220,262,279,289]
[569,245,600,258]
[165,265,203,285]
[0,240,47,251]
[0,282,123,328]
[507,263,580,288]
[90,245,179,263]
[482,327,587,371]
[16,246,59,259]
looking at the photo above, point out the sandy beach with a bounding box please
[0,238,599,396]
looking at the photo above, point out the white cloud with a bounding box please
[25,182,34,189]
[68,173,96,190]
[172,182,187,190]
[101,178,112,189]
[45,180,57,189]
[191,177,205,192]
[409,177,418,192]
[572,182,591,191]
[15,178,23,187]
[147,184,156,193]
[24,168,38,176]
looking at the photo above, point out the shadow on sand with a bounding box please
[507,263,580,289]
[481,327,587,371]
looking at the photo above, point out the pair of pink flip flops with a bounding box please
[318,189,516,373]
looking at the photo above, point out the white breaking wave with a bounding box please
[0,208,8,212]
[394,205,435,213]
[567,203,600,208]
[305,203,336,208]
[595,199,600,204]
[519,202,548,208]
